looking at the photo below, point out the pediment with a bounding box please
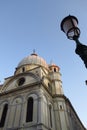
[1,72,41,93]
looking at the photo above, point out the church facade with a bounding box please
[0,52,86,130]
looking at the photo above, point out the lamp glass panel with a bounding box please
[62,17,78,33]
[72,18,78,27]
[63,19,74,34]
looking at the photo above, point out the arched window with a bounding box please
[26,97,33,122]
[0,104,8,127]
[49,105,52,128]
[54,68,56,72]
[22,67,25,72]
[48,83,52,93]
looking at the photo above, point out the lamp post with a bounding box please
[60,15,87,68]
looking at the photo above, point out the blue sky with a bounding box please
[0,0,87,127]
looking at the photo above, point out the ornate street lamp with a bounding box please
[60,15,87,68]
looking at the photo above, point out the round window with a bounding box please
[18,77,25,86]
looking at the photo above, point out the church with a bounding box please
[0,52,86,130]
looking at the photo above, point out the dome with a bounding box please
[17,53,48,69]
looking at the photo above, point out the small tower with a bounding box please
[49,63,63,95]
